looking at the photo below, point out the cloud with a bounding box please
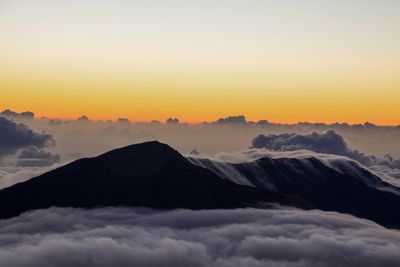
[189,146,352,164]
[16,147,60,167]
[371,165,400,180]
[215,115,247,124]
[77,115,90,122]
[166,117,180,124]
[2,107,400,172]
[0,109,34,120]
[150,120,162,124]
[0,208,399,267]
[251,130,400,171]
[117,118,130,123]
[256,119,271,126]
[367,165,400,188]
[190,149,201,155]
[252,129,359,159]
[48,119,69,126]
[188,144,400,191]
[0,117,56,159]
[0,166,59,189]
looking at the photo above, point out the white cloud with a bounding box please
[0,208,399,267]
[251,130,400,182]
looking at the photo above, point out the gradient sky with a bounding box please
[1,0,399,124]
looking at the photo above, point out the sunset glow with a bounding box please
[1,0,399,124]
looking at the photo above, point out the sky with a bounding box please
[1,0,400,124]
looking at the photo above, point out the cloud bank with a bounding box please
[0,208,399,267]
[215,115,247,124]
[252,130,400,170]
[0,109,34,120]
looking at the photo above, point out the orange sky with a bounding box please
[1,1,400,125]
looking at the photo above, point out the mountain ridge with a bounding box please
[1,141,400,228]
[189,154,400,228]
[0,141,306,219]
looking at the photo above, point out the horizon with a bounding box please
[1,107,398,126]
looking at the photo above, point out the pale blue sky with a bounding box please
[1,0,399,73]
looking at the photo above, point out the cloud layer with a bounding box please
[0,109,34,120]
[252,130,400,171]
[215,115,247,124]
[16,147,60,167]
[0,208,399,267]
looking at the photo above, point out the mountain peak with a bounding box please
[93,140,187,171]
[100,140,177,156]
[0,141,296,219]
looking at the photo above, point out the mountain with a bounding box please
[189,155,400,228]
[2,141,400,228]
[0,141,306,219]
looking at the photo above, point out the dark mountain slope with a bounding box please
[0,141,305,219]
[190,156,400,228]
[3,141,400,228]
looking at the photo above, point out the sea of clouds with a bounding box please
[0,207,400,267]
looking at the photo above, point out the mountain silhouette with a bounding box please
[0,141,305,219]
[1,141,400,228]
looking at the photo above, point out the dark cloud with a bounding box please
[252,130,400,170]
[0,117,55,159]
[256,119,271,126]
[166,117,180,124]
[253,130,350,155]
[215,115,247,124]
[150,120,162,125]
[0,208,399,267]
[16,147,60,167]
[0,109,34,120]
[117,118,130,123]
[77,115,90,122]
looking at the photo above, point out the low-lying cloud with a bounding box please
[0,166,58,189]
[16,146,60,167]
[0,208,399,267]
[252,130,400,171]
